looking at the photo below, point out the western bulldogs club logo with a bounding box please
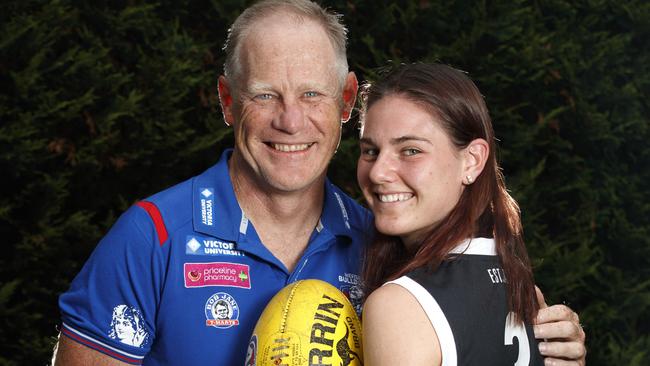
[339,273,363,316]
[340,285,363,316]
[204,292,240,329]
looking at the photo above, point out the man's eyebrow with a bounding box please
[244,82,334,95]
[247,82,273,92]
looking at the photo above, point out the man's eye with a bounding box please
[304,91,319,98]
[255,94,274,100]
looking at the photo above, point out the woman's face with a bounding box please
[357,95,466,247]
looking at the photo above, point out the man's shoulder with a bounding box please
[142,151,230,211]
[137,162,224,233]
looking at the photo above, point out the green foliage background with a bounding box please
[1,0,648,364]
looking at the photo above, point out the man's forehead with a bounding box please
[239,57,340,89]
[243,13,334,54]
[233,12,342,93]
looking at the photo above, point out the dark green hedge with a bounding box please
[1,1,648,364]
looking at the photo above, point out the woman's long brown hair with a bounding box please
[359,63,538,324]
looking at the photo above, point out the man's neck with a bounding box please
[229,161,325,271]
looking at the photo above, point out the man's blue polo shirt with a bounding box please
[59,149,371,365]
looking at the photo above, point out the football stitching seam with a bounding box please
[279,280,301,334]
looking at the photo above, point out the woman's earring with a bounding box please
[465,175,474,185]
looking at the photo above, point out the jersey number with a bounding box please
[504,312,530,366]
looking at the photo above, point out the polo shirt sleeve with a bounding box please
[59,204,165,365]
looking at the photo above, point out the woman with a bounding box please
[358,63,543,365]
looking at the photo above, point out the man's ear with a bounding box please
[340,72,358,123]
[462,138,489,185]
[218,75,235,126]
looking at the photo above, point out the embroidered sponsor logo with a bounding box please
[186,237,202,253]
[185,262,251,289]
[108,305,150,348]
[200,187,214,226]
[185,235,244,257]
[205,292,240,329]
[245,335,257,366]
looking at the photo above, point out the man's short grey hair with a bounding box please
[223,0,349,92]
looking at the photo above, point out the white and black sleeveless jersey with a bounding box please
[386,237,543,366]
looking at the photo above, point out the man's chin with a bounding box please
[262,174,325,195]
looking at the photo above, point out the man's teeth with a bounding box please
[378,193,413,203]
[272,143,311,152]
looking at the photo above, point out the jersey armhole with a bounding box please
[385,276,458,366]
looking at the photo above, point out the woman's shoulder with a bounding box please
[362,279,442,366]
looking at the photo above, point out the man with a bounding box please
[53,1,586,365]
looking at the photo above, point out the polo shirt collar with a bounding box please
[192,149,354,243]
[318,180,354,240]
[192,149,246,242]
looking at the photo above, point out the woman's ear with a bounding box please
[462,138,489,185]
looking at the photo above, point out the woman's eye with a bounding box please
[361,148,378,157]
[404,148,420,156]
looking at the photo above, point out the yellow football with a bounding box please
[245,279,363,366]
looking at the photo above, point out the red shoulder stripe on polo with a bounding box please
[136,201,169,246]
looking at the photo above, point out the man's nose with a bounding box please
[273,99,305,134]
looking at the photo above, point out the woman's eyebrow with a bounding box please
[390,135,432,145]
[359,135,432,145]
